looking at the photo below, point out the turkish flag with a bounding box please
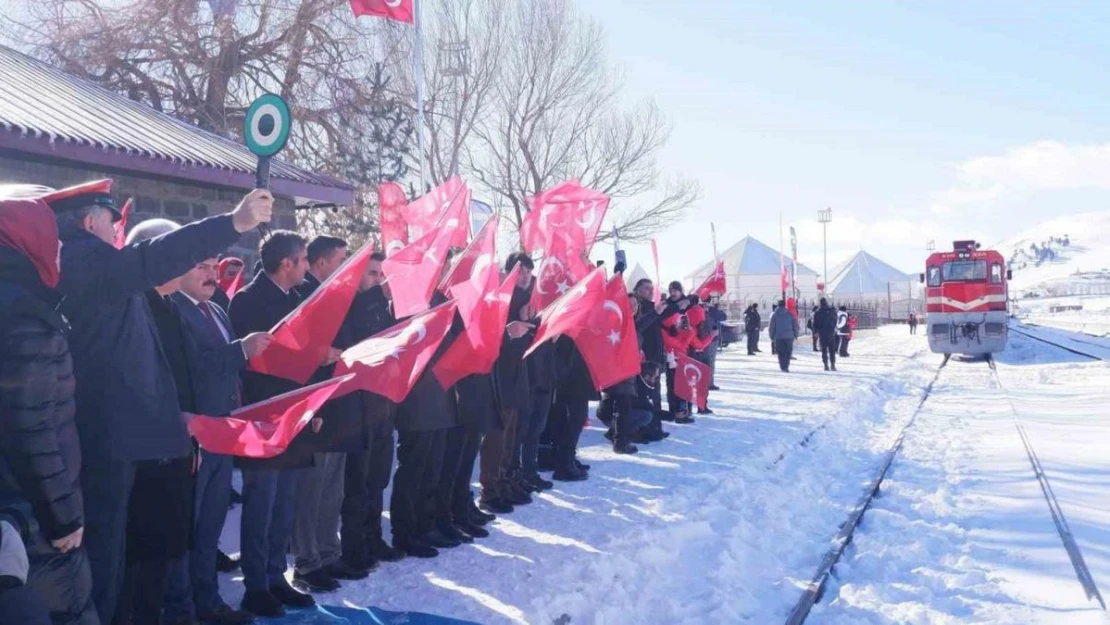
[379,182,409,257]
[382,210,456,318]
[695,260,727,300]
[531,230,592,311]
[349,0,413,23]
[248,243,375,384]
[674,353,710,411]
[520,181,609,256]
[524,266,608,358]
[433,264,520,388]
[405,176,464,241]
[435,183,472,251]
[113,198,131,249]
[188,375,348,458]
[335,302,457,403]
[572,273,641,391]
[439,214,498,296]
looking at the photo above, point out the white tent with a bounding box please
[685,236,820,303]
[826,250,921,317]
[623,262,651,292]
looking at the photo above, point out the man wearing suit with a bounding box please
[161,255,272,625]
[228,231,336,617]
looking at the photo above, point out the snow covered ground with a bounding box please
[1014,296,1110,337]
[211,326,1110,624]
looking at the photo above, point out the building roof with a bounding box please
[0,45,354,205]
[687,236,819,280]
[826,250,914,296]
[623,262,651,290]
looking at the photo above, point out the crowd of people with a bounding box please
[0,180,741,625]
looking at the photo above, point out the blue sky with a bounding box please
[577,1,1110,282]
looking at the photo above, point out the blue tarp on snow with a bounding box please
[263,605,481,625]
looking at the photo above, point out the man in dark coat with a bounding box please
[744,304,762,355]
[228,231,320,617]
[289,236,367,594]
[812,298,838,371]
[479,253,535,513]
[768,299,799,372]
[338,254,407,571]
[0,192,96,625]
[162,252,272,625]
[48,180,271,624]
[0,505,52,625]
[632,278,679,436]
[550,337,597,482]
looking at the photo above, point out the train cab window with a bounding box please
[942,260,987,282]
[990,263,1002,284]
[926,266,941,286]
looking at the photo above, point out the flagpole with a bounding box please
[413,0,427,192]
[779,212,786,303]
[711,222,718,261]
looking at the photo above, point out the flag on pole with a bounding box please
[674,353,710,411]
[779,213,787,297]
[379,182,409,257]
[711,222,719,261]
[349,0,414,22]
[695,261,727,300]
[113,198,131,249]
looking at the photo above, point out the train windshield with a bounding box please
[942,260,988,281]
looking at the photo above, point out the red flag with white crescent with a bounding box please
[695,260,727,300]
[530,230,592,311]
[520,180,608,256]
[524,267,608,358]
[433,264,520,389]
[187,375,348,458]
[349,0,414,23]
[405,176,464,241]
[571,273,641,391]
[378,182,409,258]
[113,198,131,249]
[381,206,458,318]
[248,243,376,384]
[334,302,457,404]
[674,352,709,411]
[439,215,498,295]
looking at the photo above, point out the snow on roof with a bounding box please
[826,250,914,296]
[687,235,818,280]
[624,262,651,290]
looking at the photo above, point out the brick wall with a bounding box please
[0,151,298,265]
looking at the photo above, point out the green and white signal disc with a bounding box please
[244,94,291,157]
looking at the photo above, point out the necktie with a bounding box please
[199,301,227,343]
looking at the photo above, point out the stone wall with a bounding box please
[0,150,298,265]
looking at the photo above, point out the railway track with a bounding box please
[785,331,1107,624]
[1010,324,1105,361]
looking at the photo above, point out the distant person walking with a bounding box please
[908,312,918,335]
[743,304,761,355]
[813,298,838,371]
[836,306,851,357]
[768,300,798,372]
[808,305,819,351]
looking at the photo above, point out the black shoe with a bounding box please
[197,603,256,624]
[503,482,533,505]
[367,536,406,563]
[455,520,489,539]
[216,550,239,573]
[613,441,639,454]
[824,364,830,371]
[468,502,496,525]
[660,411,676,422]
[241,590,284,618]
[324,560,372,580]
[632,432,653,444]
[292,569,340,593]
[395,537,439,558]
[831,364,837,371]
[674,415,696,424]
[479,497,513,514]
[436,521,472,544]
[697,407,714,415]
[574,459,590,471]
[269,580,315,608]
[553,466,589,482]
[523,472,554,491]
[604,428,615,441]
[709,385,720,391]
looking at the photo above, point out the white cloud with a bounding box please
[931,140,1110,214]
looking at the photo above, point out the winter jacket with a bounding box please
[494,286,532,413]
[0,250,96,625]
[555,337,599,403]
[836,310,850,336]
[768,306,799,341]
[687,305,714,353]
[396,292,462,432]
[813,304,838,338]
[744,308,762,333]
[661,311,694,360]
[59,216,241,462]
[456,374,499,433]
[632,375,657,411]
[335,285,397,423]
[635,296,679,365]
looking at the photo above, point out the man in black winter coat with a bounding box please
[50,180,271,624]
[337,254,408,571]
[743,304,762,355]
[812,298,839,371]
[228,231,321,617]
[0,192,96,625]
[632,278,682,432]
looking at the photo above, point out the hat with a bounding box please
[40,179,120,222]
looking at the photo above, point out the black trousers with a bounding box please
[81,457,135,625]
[746,329,759,354]
[819,333,838,368]
[839,335,850,356]
[433,426,466,524]
[665,366,687,414]
[112,560,169,625]
[552,398,588,470]
[774,338,794,371]
[341,418,395,564]
[812,331,819,350]
[436,426,482,522]
[390,429,445,543]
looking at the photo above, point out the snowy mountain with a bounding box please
[995,210,1110,297]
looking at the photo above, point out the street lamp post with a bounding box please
[817,208,832,288]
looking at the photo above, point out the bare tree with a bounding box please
[466,0,699,244]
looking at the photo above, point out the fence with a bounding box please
[718,298,884,332]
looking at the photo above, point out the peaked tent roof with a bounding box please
[687,236,818,280]
[624,262,651,290]
[827,250,914,296]
[0,45,354,205]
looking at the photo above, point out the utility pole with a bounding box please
[817,208,832,288]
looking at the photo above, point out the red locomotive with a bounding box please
[921,240,1010,356]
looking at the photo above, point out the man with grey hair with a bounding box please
[43,179,273,624]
